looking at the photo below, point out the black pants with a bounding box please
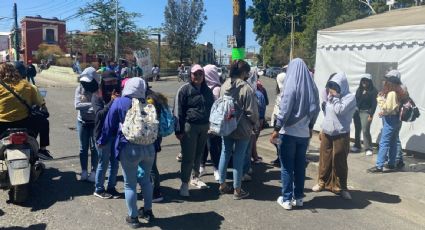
[27,76,35,85]
[201,134,222,169]
[31,117,50,147]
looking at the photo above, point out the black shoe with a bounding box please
[93,191,112,199]
[396,161,405,169]
[271,158,280,167]
[138,207,155,223]
[367,166,383,173]
[384,163,395,170]
[106,188,121,199]
[126,216,142,229]
[38,149,53,160]
[152,190,164,203]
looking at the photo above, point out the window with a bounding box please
[45,29,55,44]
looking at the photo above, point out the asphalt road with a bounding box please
[0,76,424,230]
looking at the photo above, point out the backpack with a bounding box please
[122,98,159,145]
[159,105,175,137]
[209,95,238,136]
[399,97,420,122]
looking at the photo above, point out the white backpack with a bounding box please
[209,95,238,136]
[122,98,159,145]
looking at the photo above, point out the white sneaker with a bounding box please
[213,170,220,181]
[242,174,252,182]
[190,177,208,189]
[277,196,292,210]
[179,183,189,197]
[365,150,373,156]
[291,198,303,207]
[341,190,352,200]
[350,146,360,153]
[312,184,324,192]
[87,171,96,183]
[80,170,88,181]
[199,166,206,177]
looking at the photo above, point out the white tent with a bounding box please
[314,6,425,153]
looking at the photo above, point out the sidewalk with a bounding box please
[256,128,425,206]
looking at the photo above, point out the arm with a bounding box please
[275,89,295,129]
[173,86,187,135]
[369,90,378,116]
[92,95,113,123]
[330,94,356,115]
[377,92,398,115]
[97,100,120,145]
[74,87,92,110]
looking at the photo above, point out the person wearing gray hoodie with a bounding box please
[312,72,356,200]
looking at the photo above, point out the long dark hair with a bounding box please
[229,60,250,79]
[381,81,406,102]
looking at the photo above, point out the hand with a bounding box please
[111,90,120,100]
[368,115,373,122]
[378,112,383,118]
[176,134,184,141]
[269,131,279,144]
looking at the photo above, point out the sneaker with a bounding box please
[233,189,249,200]
[312,184,324,192]
[365,150,373,156]
[213,170,220,181]
[125,216,142,229]
[199,166,206,177]
[152,190,164,203]
[107,188,122,199]
[291,198,303,207]
[242,174,252,182]
[384,163,395,170]
[190,177,208,189]
[350,146,361,153]
[176,153,182,162]
[87,171,96,183]
[271,158,280,167]
[80,170,88,181]
[367,166,383,173]
[138,207,155,223]
[37,149,53,160]
[340,190,352,200]
[179,183,189,197]
[93,191,112,199]
[277,196,292,210]
[219,184,233,195]
[396,161,405,169]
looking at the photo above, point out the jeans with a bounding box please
[243,137,253,175]
[396,136,403,163]
[201,134,222,169]
[279,134,309,201]
[95,141,119,193]
[376,115,401,168]
[77,120,98,172]
[219,137,250,189]
[353,110,373,150]
[121,143,155,218]
[27,75,35,85]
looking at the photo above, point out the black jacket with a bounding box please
[355,78,378,116]
[92,95,113,141]
[173,82,214,134]
[26,64,37,77]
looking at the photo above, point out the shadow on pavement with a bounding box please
[305,190,401,210]
[145,211,224,230]
[2,223,47,230]
[22,167,93,211]
[159,182,220,203]
[244,163,282,201]
[0,208,4,216]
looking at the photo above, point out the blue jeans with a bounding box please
[219,137,250,189]
[120,143,155,218]
[77,120,98,172]
[95,141,119,193]
[243,137,253,175]
[279,134,309,201]
[396,136,403,163]
[376,115,401,168]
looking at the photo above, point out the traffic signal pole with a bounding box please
[13,3,20,61]
[232,0,246,60]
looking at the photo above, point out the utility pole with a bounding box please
[290,14,294,61]
[232,0,246,60]
[13,3,20,61]
[114,0,119,62]
[150,33,161,69]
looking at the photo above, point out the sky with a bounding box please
[0,0,260,55]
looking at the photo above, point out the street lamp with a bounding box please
[149,33,161,69]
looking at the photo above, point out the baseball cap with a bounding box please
[79,67,98,82]
[191,64,204,74]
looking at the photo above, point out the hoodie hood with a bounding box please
[122,77,146,99]
[329,72,350,96]
[222,78,247,95]
[204,64,221,89]
[246,69,258,91]
[276,72,286,91]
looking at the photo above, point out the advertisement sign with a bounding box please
[133,49,152,78]
[386,0,395,5]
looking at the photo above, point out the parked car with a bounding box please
[265,67,283,78]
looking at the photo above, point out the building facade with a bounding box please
[21,16,66,63]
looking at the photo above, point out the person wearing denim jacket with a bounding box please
[98,78,155,228]
[312,72,356,200]
[270,58,320,210]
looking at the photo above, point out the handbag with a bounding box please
[0,79,49,120]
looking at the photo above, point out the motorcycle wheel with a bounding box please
[178,75,182,82]
[9,184,29,204]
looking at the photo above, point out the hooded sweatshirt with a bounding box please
[321,72,357,136]
[220,78,259,139]
[98,78,154,158]
[204,64,221,100]
[271,72,286,126]
[275,58,320,137]
[355,74,378,115]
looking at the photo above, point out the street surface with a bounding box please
[0,72,424,230]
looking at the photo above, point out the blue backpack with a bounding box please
[209,95,238,136]
[159,105,174,137]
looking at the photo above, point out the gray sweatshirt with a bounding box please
[74,85,95,123]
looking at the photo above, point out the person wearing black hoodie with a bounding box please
[351,73,378,156]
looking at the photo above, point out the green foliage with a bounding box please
[36,44,65,62]
[77,0,148,59]
[163,0,207,62]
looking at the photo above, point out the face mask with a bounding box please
[81,80,99,93]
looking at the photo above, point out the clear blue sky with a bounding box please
[0,0,260,54]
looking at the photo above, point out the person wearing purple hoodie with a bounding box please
[98,78,155,228]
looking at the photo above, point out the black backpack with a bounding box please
[399,97,420,122]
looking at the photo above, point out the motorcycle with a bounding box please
[0,129,44,204]
[178,69,189,82]
[38,60,51,73]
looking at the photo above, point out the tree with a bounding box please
[163,0,207,62]
[77,0,148,59]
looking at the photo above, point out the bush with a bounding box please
[36,44,65,63]
[55,57,73,67]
